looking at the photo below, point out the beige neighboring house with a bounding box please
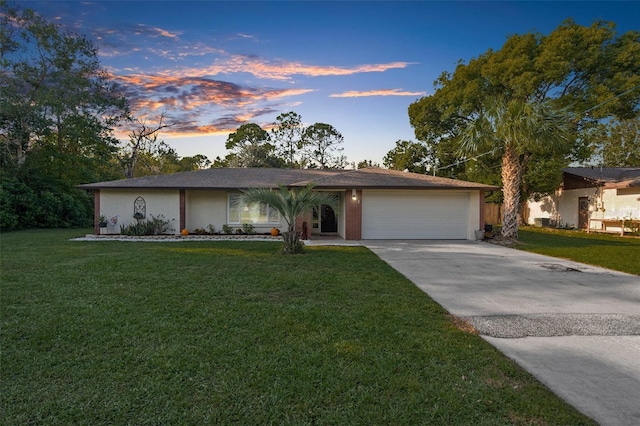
[79,167,497,241]
[526,167,640,234]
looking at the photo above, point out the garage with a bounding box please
[361,190,470,239]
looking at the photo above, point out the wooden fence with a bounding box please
[484,203,503,225]
[484,203,532,225]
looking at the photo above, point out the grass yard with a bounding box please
[1,229,595,425]
[516,226,640,275]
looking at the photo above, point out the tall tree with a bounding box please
[121,115,171,178]
[224,123,282,168]
[0,2,129,169]
[302,123,346,169]
[593,118,640,167]
[383,140,430,174]
[0,2,129,230]
[271,111,305,168]
[354,159,380,169]
[408,19,640,195]
[459,97,573,239]
[242,184,338,254]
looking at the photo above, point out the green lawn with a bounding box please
[1,229,594,425]
[516,226,640,275]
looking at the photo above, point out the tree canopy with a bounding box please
[0,1,129,170]
[223,123,283,168]
[0,1,130,230]
[218,113,347,170]
[271,111,305,168]
[407,19,640,196]
[0,3,209,230]
[459,96,573,239]
[593,118,640,167]
[383,140,430,173]
[302,123,346,169]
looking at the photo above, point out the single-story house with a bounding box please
[79,167,498,240]
[526,167,640,234]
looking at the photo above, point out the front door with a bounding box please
[320,205,338,233]
[578,197,589,229]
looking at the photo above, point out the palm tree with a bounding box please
[242,184,338,254]
[459,96,573,240]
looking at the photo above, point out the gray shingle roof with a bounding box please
[563,167,640,188]
[564,167,640,182]
[78,167,498,191]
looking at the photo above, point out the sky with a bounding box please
[18,0,640,166]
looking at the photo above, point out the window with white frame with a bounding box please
[227,193,280,224]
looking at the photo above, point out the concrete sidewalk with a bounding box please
[363,240,640,426]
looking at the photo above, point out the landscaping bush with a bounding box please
[120,215,170,236]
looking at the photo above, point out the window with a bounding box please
[228,194,280,225]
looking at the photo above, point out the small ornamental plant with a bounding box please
[242,223,256,234]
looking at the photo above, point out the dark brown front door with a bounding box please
[578,197,589,229]
[320,205,338,233]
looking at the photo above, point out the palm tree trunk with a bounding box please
[501,145,522,240]
[282,223,302,254]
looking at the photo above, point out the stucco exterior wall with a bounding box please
[595,188,640,220]
[526,196,558,224]
[98,187,489,240]
[467,190,481,240]
[100,189,180,234]
[186,190,287,234]
[526,187,640,228]
[185,190,228,232]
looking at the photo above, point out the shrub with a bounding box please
[0,172,92,231]
[120,215,170,236]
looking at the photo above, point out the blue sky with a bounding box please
[20,1,640,165]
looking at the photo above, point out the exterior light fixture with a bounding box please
[352,189,357,201]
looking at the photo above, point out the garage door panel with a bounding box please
[362,191,468,239]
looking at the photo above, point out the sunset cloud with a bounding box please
[330,89,427,98]
[113,72,314,135]
[58,9,421,138]
[178,56,415,81]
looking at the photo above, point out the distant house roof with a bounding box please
[78,167,498,191]
[563,167,640,189]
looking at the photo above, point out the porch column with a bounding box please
[296,210,313,240]
[345,189,362,240]
[179,190,186,233]
[93,189,100,235]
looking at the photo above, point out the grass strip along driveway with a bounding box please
[2,229,594,424]
[516,227,640,275]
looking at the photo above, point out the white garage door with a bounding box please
[362,190,469,239]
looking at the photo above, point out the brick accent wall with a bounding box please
[93,190,100,235]
[344,189,362,240]
[296,210,313,239]
[179,190,186,231]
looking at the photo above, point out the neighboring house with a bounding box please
[526,167,640,234]
[79,167,498,240]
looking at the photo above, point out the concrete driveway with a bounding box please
[362,240,640,426]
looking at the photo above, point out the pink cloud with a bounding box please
[330,89,427,98]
